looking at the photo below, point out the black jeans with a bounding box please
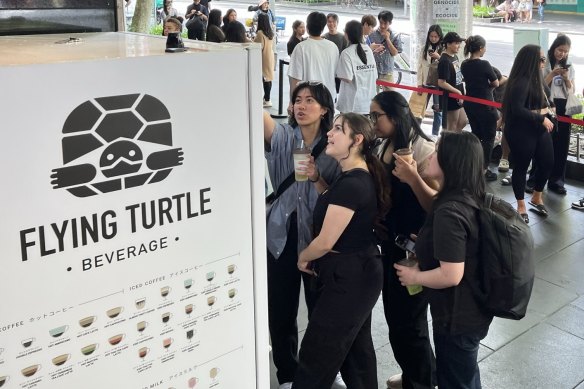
[550,98,570,188]
[433,326,489,389]
[293,248,383,389]
[268,214,318,384]
[465,102,498,169]
[263,80,272,102]
[507,129,553,200]
[382,253,436,389]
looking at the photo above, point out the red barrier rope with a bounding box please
[376,80,584,127]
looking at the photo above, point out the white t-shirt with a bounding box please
[288,37,339,99]
[336,44,377,114]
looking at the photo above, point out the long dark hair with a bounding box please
[257,13,274,40]
[225,20,247,43]
[422,24,443,61]
[208,9,221,28]
[502,44,545,124]
[547,33,571,69]
[289,82,334,137]
[335,113,391,236]
[222,8,236,31]
[372,91,432,155]
[464,35,486,56]
[435,131,486,205]
[345,20,367,64]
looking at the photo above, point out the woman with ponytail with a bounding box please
[294,113,389,389]
[371,91,438,389]
[460,35,499,181]
[336,20,377,114]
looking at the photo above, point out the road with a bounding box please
[171,0,584,95]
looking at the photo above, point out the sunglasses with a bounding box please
[367,112,387,123]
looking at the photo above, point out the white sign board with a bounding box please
[433,0,460,19]
[0,33,267,389]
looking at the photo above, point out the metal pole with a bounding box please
[271,59,289,119]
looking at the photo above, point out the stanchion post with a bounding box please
[271,59,289,119]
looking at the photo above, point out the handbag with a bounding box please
[563,84,583,116]
[408,92,428,119]
[425,61,439,87]
[265,135,327,207]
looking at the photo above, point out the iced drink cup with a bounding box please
[293,150,310,181]
[397,257,423,295]
[395,148,413,164]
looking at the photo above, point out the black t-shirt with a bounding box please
[438,53,465,111]
[460,58,497,102]
[287,36,302,56]
[313,169,377,253]
[415,193,492,335]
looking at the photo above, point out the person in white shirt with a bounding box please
[336,20,377,114]
[288,11,339,106]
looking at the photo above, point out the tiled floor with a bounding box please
[268,176,584,388]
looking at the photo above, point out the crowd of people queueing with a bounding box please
[263,8,581,389]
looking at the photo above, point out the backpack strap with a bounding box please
[266,135,328,203]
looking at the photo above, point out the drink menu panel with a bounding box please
[0,38,259,389]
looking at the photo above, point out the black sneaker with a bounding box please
[485,170,498,181]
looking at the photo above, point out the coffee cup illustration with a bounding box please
[207,296,217,307]
[162,337,173,350]
[79,315,96,328]
[108,334,124,346]
[135,298,146,310]
[21,364,40,378]
[52,353,70,366]
[185,304,194,315]
[80,343,98,356]
[161,286,171,298]
[137,321,148,333]
[184,278,193,290]
[138,347,149,359]
[106,306,123,319]
[0,376,9,387]
[210,367,220,379]
[228,288,237,299]
[49,325,69,338]
[162,312,172,324]
[21,337,35,348]
[206,271,215,282]
[188,377,199,388]
[186,329,195,341]
[227,264,237,275]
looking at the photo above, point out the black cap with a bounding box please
[443,32,465,44]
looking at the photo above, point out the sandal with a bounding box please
[501,175,512,186]
[520,213,529,224]
[528,201,548,217]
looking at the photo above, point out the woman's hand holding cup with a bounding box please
[392,151,418,185]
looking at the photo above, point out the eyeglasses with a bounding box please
[540,56,547,63]
[368,112,387,123]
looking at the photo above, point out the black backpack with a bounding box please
[456,193,535,320]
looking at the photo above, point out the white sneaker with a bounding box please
[331,372,347,389]
[386,373,403,389]
[263,100,273,108]
[279,383,293,389]
[498,158,509,172]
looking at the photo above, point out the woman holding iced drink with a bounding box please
[393,131,493,389]
[263,81,340,388]
[370,91,438,389]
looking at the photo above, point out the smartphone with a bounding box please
[428,49,435,54]
[562,64,571,69]
[395,234,415,254]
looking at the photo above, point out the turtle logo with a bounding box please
[51,94,184,197]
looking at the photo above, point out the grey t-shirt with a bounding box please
[323,32,348,56]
